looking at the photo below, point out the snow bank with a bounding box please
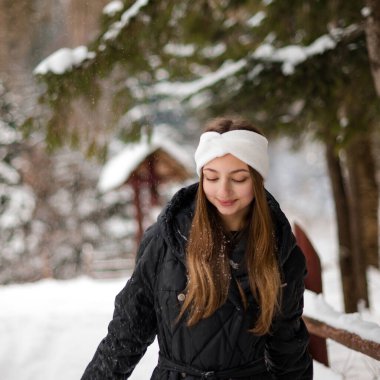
[314,361,343,380]
[0,277,160,380]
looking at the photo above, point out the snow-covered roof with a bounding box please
[98,128,195,193]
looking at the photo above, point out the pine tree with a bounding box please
[0,85,143,284]
[0,82,37,282]
[33,0,380,311]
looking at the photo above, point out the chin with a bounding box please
[217,208,237,216]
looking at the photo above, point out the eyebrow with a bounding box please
[203,168,250,174]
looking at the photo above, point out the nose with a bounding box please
[217,178,232,198]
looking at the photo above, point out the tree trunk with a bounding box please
[325,142,358,312]
[365,0,380,96]
[66,0,109,46]
[345,137,371,308]
[363,0,380,269]
[349,134,378,268]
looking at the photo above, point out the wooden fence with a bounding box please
[303,315,380,362]
[295,223,380,365]
[89,258,135,279]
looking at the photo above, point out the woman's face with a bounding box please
[202,154,254,231]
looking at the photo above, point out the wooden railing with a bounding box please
[303,315,380,361]
[294,223,380,365]
[90,258,135,279]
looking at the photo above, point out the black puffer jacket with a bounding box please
[82,183,313,379]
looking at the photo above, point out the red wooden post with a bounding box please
[131,176,144,249]
[294,223,329,366]
[147,155,160,206]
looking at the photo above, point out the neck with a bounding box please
[219,206,251,232]
[220,214,244,232]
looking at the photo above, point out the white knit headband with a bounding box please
[194,130,269,179]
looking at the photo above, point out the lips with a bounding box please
[218,199,236,207]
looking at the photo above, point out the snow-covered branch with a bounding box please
[148,25,362,101]
[33,46,95,75]
[152,59,247,99]
[102,0,150,41]
[103,0,124,17]
[252,35,337,75]
[34,0,151,76]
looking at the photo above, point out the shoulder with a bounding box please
[282,244,307,285]
[135,222,167,272]
[124,222,169,296]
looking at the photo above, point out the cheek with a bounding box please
[202,180,213,199]
[239,185,254,201]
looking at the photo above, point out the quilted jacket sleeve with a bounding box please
[81,226,161,379]
[265,245,313,380]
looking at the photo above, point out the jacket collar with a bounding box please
[157,182,296,269]
[157,182,197,266]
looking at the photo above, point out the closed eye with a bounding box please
[204,177,218,182]
[232,178,249,183]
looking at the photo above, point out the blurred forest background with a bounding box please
[1,0,380,316]
[0,0,146,284]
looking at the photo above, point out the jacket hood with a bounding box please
[157,182,296,268]
[157,183,197,261]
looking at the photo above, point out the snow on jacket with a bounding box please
[81,183,313,379]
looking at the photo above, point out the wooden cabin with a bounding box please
[98,131,195,248]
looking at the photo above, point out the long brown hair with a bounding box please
[179,117,281,335]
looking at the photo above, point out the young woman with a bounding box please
[82,117,313,379]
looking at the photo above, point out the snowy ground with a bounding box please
[1,138,379,379]
[1,272,379,380]
[0,276,336,380]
